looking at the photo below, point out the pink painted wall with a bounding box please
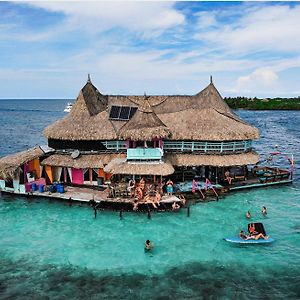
[72,168,83,185]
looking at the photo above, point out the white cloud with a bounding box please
[26,1,185,35]
[237,68,278,93]
[195,4,300,54]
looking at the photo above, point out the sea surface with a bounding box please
[0,99,299,299]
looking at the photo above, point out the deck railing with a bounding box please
[101,140,252,154]
[102,141,127,151]
[163,140,252,154]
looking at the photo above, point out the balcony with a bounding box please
[127,148,163,161]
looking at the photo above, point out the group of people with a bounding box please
[246,206,267,219]
[239,223,269,240]
[129,178,179,211]
[240,206,269,240]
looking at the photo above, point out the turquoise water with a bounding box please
[0,101,300,299]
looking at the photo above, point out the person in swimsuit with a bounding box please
[249,223,258,235]
[246,211,251,219]
[166,179,174,196]
[239,230,254,240]
[225,170,233,185]
[144,240,154,251]
[262,206,267,216]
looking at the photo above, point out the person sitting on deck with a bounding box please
[225,170,233,185]
[139,177,145,191]
[166,179,174,196]
[135,186,143,201]
[246,211,251,219]
[177,193,186,206]
[262,206,267,216]
[144,194,158,209]
[172,201,180,211]
[127,179,136,197]
[154,190,161,206]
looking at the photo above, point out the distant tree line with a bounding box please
[224,96,300,110]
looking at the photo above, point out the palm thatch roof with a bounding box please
[41,153,125,169]
[44,110,117,141]
[43,77,259,143]
[104,158,174,175]
[159,108,259,141]
[166,151,260,167]
[44,79,116,141]
[118,98,171,141]
[0,147,45,180]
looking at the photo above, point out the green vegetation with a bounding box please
[224,96,300,110]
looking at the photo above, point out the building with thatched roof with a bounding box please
[0,75,263,196]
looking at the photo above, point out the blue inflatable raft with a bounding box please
[224,237,275,244]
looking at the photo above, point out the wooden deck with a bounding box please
[228,177,293,191]
[0,185,182,211]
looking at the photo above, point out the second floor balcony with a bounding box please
[127,147,163,161]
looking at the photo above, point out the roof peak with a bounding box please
[87,73,92,84]
[139,95,153,113]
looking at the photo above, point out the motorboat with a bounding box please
[64,102,73,113]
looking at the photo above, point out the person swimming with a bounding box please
[246,211,251,219]
[262,206,267,216]
[144,240,154,252]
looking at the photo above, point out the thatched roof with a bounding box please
[43,77,259,142]
[41,153,125,169]
[166,151,260,167]
[44,109,117,141]
[0,147,45,180]
[118,98,171,141]
[159,108,259,141]
[44,79,116,141]
[104,158,174,175]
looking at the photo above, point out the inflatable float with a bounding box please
[225,222,274,244]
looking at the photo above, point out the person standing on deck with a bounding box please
[225,170,233,185]
[166,179,174,196]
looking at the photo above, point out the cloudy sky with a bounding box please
[1,1,300,98]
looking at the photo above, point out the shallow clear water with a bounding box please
[0,100,300,299]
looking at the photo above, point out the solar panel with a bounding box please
[109,106,121,119]
[109,105,138,120]
[119,106,131,120]
[129,107,138,119]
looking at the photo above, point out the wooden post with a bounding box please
[89,168,93,184]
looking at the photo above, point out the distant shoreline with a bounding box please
[224,97,300,110]
[0,97,300,110]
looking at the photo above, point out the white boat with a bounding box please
[64,102,73,113]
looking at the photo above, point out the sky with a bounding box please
[0,1,300,98]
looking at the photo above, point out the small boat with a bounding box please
[64,102,73,113]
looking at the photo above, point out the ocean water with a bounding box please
[0,100,300,299]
